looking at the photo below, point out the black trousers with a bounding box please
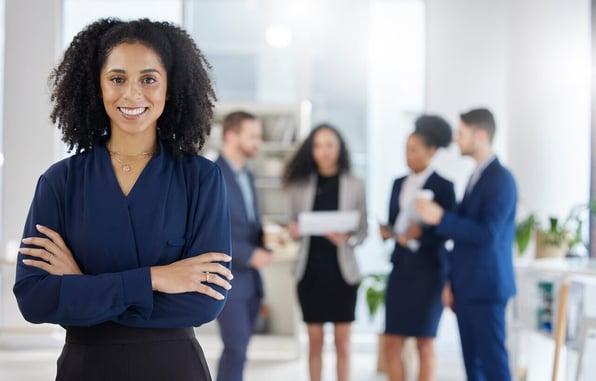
[56,322,211,381]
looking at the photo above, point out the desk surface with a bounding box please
[515,257,596,277]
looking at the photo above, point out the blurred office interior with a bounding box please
[0,1,594,380]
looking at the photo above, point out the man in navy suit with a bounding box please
[416,108,517,381]
[215,111,274,381]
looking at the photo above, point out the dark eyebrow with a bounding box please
[141,68,162,75]
[105,68,162,74]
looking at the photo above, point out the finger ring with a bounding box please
[205,272,211,283]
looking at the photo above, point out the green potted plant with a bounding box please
[363,273,388,319]
[515,201,596,258]
[516,213,537,256]
[360,272,388,373]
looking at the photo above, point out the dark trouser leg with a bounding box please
[216,297,261,381]
[456,299,511,381]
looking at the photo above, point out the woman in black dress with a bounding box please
[380,115,455,381]
[284,124,368,381]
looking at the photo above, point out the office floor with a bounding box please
[0,311,465,381]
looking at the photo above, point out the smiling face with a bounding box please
[100,42,168,139]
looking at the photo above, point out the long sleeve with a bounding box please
[229,240,257,270]
[418,181,456,247]
[436,170,516,248]
[348,178,368,247]
[14,175,154,326]
[119,164,231,327]
[14,150,232,328]
[214,156,261,271]
[438,159,517,301]
[387,179,403,226]
[418,180,456,278]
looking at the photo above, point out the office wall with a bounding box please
[507,0,591,220]
[1,0,62,332]
[2,0,62,254]
[426,0,591,225]
[426,0,510,197]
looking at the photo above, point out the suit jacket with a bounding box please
[388,172,455,272]
[215,155,264,300]
[437,158,517,301]
[288,172,368,285]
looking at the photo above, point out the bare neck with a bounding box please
[472,146,495,166]
[108,129,158,155]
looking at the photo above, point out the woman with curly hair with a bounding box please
[379,115,456,381]
[13,18,232,380]
[283,124,368,381]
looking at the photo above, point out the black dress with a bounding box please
[297,174,359,323]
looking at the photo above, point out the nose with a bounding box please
[123,81,142,100]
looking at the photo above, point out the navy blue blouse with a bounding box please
[13,141,231,328]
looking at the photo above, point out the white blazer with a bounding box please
[287,172,368,285]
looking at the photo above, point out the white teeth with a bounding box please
[119,107,146,116]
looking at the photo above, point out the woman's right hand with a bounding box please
[379,225,393,240]
[288,222,301,240]
[442,282,455,312]
[150,252,233,300]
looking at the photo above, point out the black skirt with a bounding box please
[297,238,358,323]
[56,322,211,381]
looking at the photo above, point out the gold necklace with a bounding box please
[107,149,154,172]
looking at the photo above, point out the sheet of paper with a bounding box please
[298,210,360,236]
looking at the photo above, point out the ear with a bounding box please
[223,129,235,142]
[477,128,491,143]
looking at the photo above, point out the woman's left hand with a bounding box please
[20,224,82,275]
[325,232,350,246]
[404,221,422,240]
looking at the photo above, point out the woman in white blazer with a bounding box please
[283,124,367,381]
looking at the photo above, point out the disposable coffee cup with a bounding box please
[416,189,434,201]
[263,223,282,250]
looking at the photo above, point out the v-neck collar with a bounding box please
[101,140,162,200]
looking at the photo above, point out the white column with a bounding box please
[1,0,62,336]
[507,0,591,220]
[3,0,62,251]
[426,0,510,197]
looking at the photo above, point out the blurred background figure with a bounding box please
[416,108,517,381]
[283,124,368,381]
[215,111,275,381]
[380,115,455,381]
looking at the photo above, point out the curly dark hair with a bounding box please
[413,115,452,148]
[283,123,351,186]
[49,18,216,157]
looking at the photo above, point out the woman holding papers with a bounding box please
[283,124,368,381]
[379,115,456,381]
